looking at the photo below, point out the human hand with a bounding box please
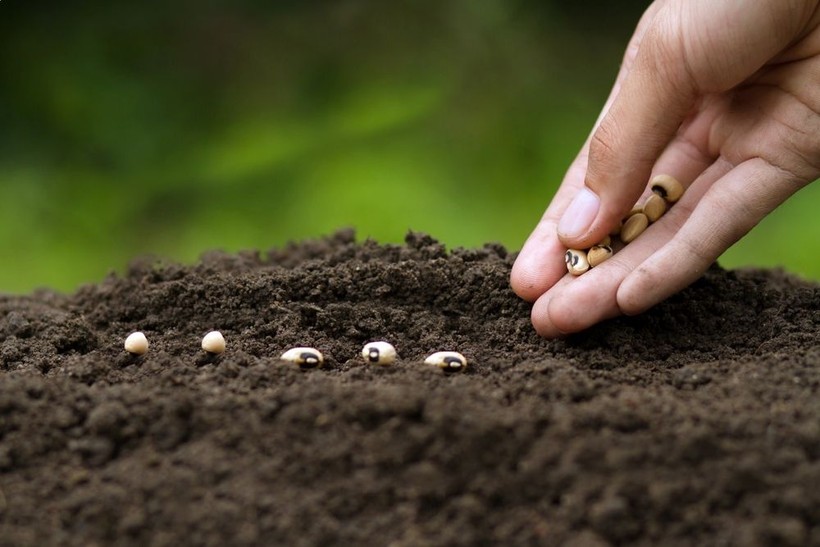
[511,0,820,338]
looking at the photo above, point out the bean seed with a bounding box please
[642,193,667,222]
[124,332,149,355]
[565,249,590,276]
[201,331,226,354]
[598,235,612,247]
[651,174,684,203]
[587,245,613,267]
[362,341,397,365]
[627,204,643,217]
[424,351,467,373]
[621,213,649,243]
[281,347,324,369]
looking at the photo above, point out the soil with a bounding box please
[0,230,818,547]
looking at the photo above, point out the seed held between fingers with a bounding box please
[124,332,149,355]
[424,351,467,373]
[281,347,324,369]
[565,249,590,276]
[621,213,649,243]
[651,174,684,203]
[201,331,226,354]
[587,245,613,267]
[362,341,397,365]
[642,193,668,222]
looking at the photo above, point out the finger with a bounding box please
[617,158,806,315]
[557,0,810,250]
[511,2,663,302]
[532,158,731,336]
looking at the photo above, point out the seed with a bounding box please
[621,213,649,243]
[424,351,467,373]
[642,193,668,222]
[565,249,590,276]
[201,331,226,354]
[124,332,149,355]
[651,174,684,203]
[281,347,324,369]
[627,204,643,217]
[598,235,612,247]
[361,341,397,365]
[587,245,613,267]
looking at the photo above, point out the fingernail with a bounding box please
[558,187,600,239]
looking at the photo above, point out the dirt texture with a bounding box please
[0,230,819,546]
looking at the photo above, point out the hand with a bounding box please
[511,0,820,338]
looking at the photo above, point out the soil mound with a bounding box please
[1,231,818,546]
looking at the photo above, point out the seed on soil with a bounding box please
[643,193,667,222]
[362,341,397,365]
[201,331,226,354]
[621,213,649,243]
[651,174,684,203]
[124,332,149,355]
[565,249,590,276]
[281,347,324,369]
[587,245,613,267]
[424,351,467,373]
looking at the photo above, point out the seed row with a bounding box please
[124,333,467,373]
[565,174,685,276]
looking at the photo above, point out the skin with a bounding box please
[511,0,820,338]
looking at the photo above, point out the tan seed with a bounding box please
[362,341,397,365]
[124,332,149,355]
[597,235,612,247]
[587,245,613,267]
[621,213,649,243]
[281,347,324,369]
[642,193,668,222]
[565,249,590,276]
[201,331,226,354]
[627,204,643,217]
[424,351,467,373]
[651,174,684,203]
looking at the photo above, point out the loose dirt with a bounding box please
[1,230,818,546]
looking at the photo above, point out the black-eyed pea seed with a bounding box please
[627,204,644,218]
[651,174,684,203]
[124,332,149,355]
[281,347,324,369]
[424,351,467,373]
[565,249,590,276]
[643,193,668,222]
[621,213,649,243]
[598,235,612,247]
[362,341,397,365]
[201,331,226,354]
[587,245,613,267]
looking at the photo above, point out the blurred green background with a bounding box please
[1,0,818,294]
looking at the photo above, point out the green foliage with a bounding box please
[0,0,817,293]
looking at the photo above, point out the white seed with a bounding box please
[642,193,668,222]
[424,351,467,373]
[361,341,397,365]
[621,213,649,243]
[201,331,226,354]
[565,249,590,276]
[281,347,324,369]
[587,245,613,267]
[651,174,684,203]
[124,332,149,355]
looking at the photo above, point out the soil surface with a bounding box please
[0,230,818,547]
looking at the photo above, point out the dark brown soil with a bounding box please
[1,230,818,547]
